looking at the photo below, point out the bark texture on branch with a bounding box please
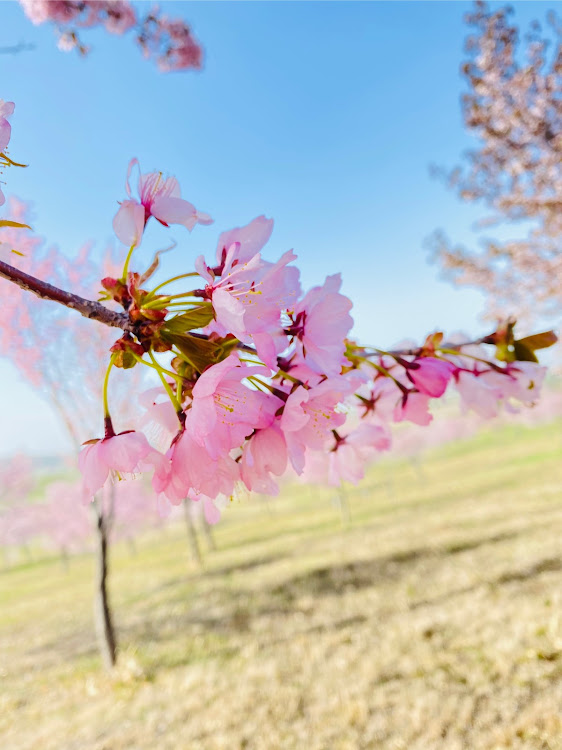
[0,259,132,332]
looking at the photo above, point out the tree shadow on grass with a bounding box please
[268,530,523,601]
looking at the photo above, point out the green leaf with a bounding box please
[162,307,215,334]
[516,331,558,352]
[112,350,138,369]
[161,332,233,373]
[513,341,539,363]
[121,351,138,369]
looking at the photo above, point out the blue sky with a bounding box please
[0,1,552,455]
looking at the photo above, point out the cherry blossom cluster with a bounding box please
[18,0,203,70]
[0,102,555,524]
[72,159,556,522]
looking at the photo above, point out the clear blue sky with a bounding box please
[0,1,552,456]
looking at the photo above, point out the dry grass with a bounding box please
[2,421,562,749]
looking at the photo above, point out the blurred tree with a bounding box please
[431,1,562,324]
[0,205,139,668]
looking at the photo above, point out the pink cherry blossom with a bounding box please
[406,357,455,397]
[113,159,212,246]
[328,423,391,486]
[185,490,224,525]
[78,430,157,501]
[137,9,203,72]
[393,391,433,426]
[510,362,547,404]
[0,100,14,153]
[186,354,283,459]
[355,375,403,423]
[455,370,502,419]
[138,386,180,449]
[241,424,288,495]
[288,274,353,377]
[197,242,300,366]
[153,431,240,507]
[281,379,351,473]
[213,215,274,269]
[0,100,16,206]
[486,362,547,406]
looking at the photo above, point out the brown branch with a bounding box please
[0,259,133,332]
[0,41,35,55]
[362,336,491,359]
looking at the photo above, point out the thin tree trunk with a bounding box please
[183,499,202,566]
[201,512,216,552]
[92,500,117,670]
[410,456,426,481]
[60,546,70,571]
[338,486,352,524]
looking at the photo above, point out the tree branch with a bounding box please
[0,259,133,332]
[0,41,35,55]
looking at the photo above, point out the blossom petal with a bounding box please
[151,195,203,231]
[113,200,145,246]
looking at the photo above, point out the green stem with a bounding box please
[147,272,201,298]
[239,356,266,367]
[142,294,207,311]
[438,348,500,368]
[132,352,182,382]
[103,353,118,418]
[275,369,300,384]
[148,351,183,413]
[120,243,137,281]
[143,298,207,311]
[247,375,279,395]
[359,356,406,391]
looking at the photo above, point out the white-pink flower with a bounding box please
[0,100,14,153]
[197,242,300,366]
[186,354,283,459]
[240,424,288,495]
[393,391,433,426]
[78,430,157,501]
[288,274,353,377]
[213,215,274,269]
[406,357,455,397]
[328,423,391,486]
[454,370,502,418]
[280,378,351,473]
[113,159,212,246]
[0,100,15,206]
[153,431,240,507]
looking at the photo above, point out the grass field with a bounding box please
[2,420,562,749]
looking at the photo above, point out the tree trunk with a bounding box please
[183,499,202,566]
[336,486,351,524]
[92,501,117,670]
[60,546,70,572]
[201,512,216,552]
